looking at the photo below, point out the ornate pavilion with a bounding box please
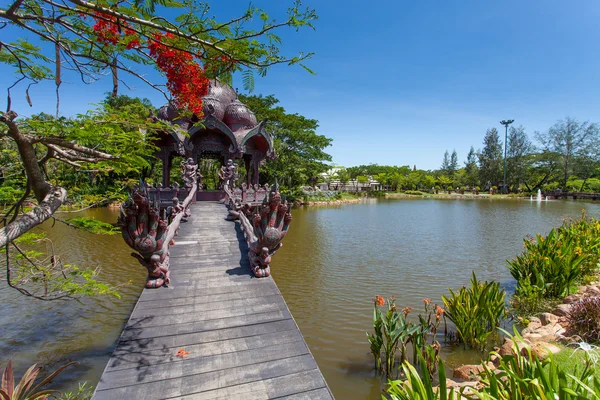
[154,80,275,198]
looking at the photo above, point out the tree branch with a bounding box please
[0,186,67,248]
[46,144,103,163]
[5,0,24,16]
[1,111,51,202]
[33,136,118,159]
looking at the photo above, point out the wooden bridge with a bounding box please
[92,202,333,400]
[544,191,600,200]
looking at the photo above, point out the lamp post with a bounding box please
[500,119,514,194]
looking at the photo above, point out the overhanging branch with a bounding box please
[0,186,68,248]
[33,136,118,159]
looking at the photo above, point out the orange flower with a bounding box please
[176,348,189,358]
[436,306,444,316]
[423,298,432,306]
[374,295,385,307]
[402,307,412,316]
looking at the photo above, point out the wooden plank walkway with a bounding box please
[93,202,333,400]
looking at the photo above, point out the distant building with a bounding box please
[317,167,383,192]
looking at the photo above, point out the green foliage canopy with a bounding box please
[238,94,332,188]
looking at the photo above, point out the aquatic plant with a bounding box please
[65,217,120,235]
[0,360,77,400]
[367,296,443,378]
[567,297,600,344]
[442,272,506,351]
[385,353,459,400]
[57,382,94,400]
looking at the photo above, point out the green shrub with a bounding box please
[508,215,600,303]
[567,297,600,344]
[473,332,600,399]
[385,332,600,400]
[404,190,424,196]
[442,272,507,351]
[543,181,560,192]
[562,214,600,277]
[0,186,24,205]
[510,283,561,317]
[588,178,600,193]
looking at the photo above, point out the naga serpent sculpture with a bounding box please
[118,184,170,288]
[118,159,198,288]
[228,183,292,278]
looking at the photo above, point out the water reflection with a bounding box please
[271,198,600,399]
[0,199,599,399]
[0,208,144,390]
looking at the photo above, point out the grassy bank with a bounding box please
[386,191,530,200]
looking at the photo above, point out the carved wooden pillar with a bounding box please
[245,155,252,187]
[252,158,260,185]
[162,153,172,188]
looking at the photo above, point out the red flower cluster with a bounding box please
[92,12,120,45]
[148,33,209,116]
[92,12,140,49]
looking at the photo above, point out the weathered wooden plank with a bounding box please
[170,246,246,258]
[128,300,289,329]
[137,278,274,301]
[117,319,297,350]
[94,354,318,400]
[167,262,251,272]
[168,256,249,265]
[169,270,254,283]
[135,285,280,309]
[166,273,254,286]
[164,258,249,268]
[174,370,331,400]
[131,294,285,319]
[121,309,292,341]
[107,330,305,375]
[168,268,250,279]
[98,339,310,390]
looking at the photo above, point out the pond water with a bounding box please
[1,198,600,399]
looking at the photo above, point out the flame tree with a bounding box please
[0,0,317,298]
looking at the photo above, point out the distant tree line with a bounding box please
[328,117,600,194]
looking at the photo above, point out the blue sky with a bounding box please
[2,0,600,170]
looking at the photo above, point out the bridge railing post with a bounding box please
[224,183,292,278]
[117,160,199,289]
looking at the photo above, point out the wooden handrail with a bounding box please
[163,180,197,249]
